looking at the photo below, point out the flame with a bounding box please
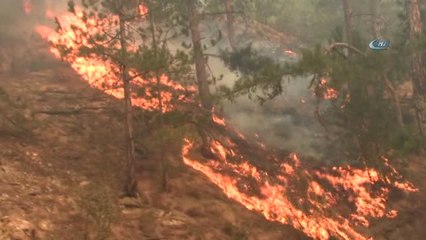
[183,140,366,240]
[44,0,55,19]
[45,9,55,19]
[139,4,148,16]
[314,167,393,227]
[35,4,418,240]
[212,114,226,126]
[284,49,298,57]
[319,78,339,100]
[35,6,193,113]
[182,138,418,240]
[23,0,32,14]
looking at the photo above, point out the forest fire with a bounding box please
[34,3,419,240]
[35,6,193,113]
[319,78,339,100]
[212,114,226,126]
[183,138,418,240]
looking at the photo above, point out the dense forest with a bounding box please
[0,0,425,239]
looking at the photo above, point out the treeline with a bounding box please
[221,0,426,168]
[53,0,426,197]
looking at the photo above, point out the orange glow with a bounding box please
[183,140,368,240]
[45,9,55,19]
[23,0,32,14]
[36,4,418,240]
[212,114,226,126]
[182,138,418,240]
[319,78,339,100]
[35,8,193,113]
[284,49,297,57]
[139,4,148,16]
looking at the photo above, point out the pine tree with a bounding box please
[407,0,426,134]
[62,0,143,196]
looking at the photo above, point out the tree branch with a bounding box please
[203,53,221,58]
[202,11,244,17]
[325,42,366,56]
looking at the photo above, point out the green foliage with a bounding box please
[58,0,425,165]
[143,122,191,155]
[220,20,421,161]
[295,43,415,161]
[131,45,192,83]
[219,45,292,102]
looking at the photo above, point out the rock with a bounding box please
[79,180,90,187]
[161,218,186,227]
[0,193,9,200]
[37,220,52,231]
[157,211,189,228]
[3,217,35,240]
[121,208,145,216]
[28,186,42,196]
[119,197,142,208]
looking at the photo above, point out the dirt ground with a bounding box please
[0,21,425,240]
[0,23,311,240]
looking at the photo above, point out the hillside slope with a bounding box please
[0,23,309,240]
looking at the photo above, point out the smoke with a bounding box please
[223,81,325,157]
[202,29,327,158]
[196,16,327,159]
[2,0,328,159]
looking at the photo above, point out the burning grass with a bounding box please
[35,7,195,113]
[182,133,418,240]
[33,3,419,240]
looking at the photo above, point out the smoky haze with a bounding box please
[201,20,328,159]
[2,0,329,160]
[220,71,327,159]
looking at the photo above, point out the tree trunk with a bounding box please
[119,15,137,197]
[408,0,426,134]
[155,74,169,192]
[342,0,353,46]
[342,0,355,97]
[383,75,404,128]
[188,0,213,111]
[370,0,381,38]
[148,7,169,192]
[224,0,236,50]
[371,0,404,129]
